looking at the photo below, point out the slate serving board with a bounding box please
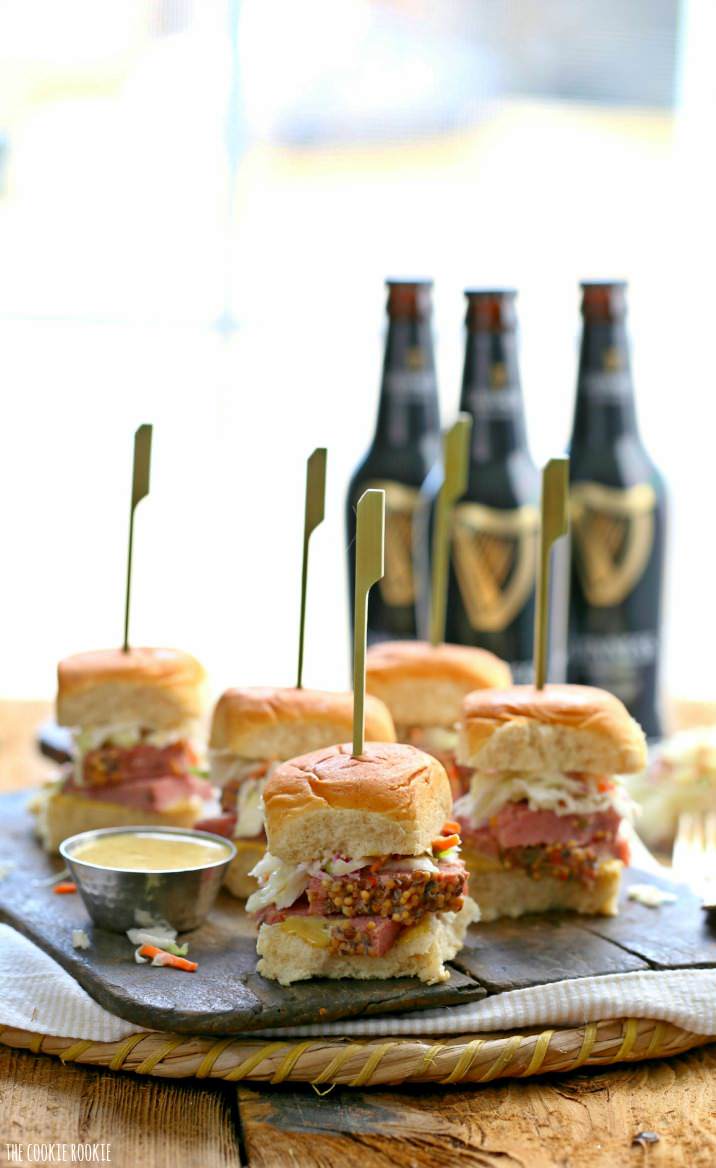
[1,789,714,1035]
[0,791,484,1034]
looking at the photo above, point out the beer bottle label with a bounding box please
[465,360,522,419]
[578,344,633,402]
[451,502,539,632]
[381,343,436,402]
[570,481,656,607]
[383,369,436,400]
[365,479,421,607]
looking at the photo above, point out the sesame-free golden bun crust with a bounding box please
[263,741,452,864]
[223,838,266,900]
[458,684,647,775]
[366,640,511,729]
[209,687,395,759]
[57,648,207,730]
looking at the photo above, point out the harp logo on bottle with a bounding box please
[465,362,523,419]
[490,361,508,387]
[451,502,539,632]
[578,346,633,402]
[366,480,421,607]
[570,481,656,608]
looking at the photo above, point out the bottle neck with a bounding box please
[373,318,440,451]
[459,330,528,459]
[571,319,639,446]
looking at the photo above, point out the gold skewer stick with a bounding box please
[296,447,327,689]
[352,489,385,757]
[429,413,472,646]
[533,456,569,689]
[122,424,152,653]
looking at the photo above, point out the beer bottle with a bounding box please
[347,279,440,643]
[567,281,666,738]
[444,289,562,682]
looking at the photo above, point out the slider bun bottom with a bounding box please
[463,850,622,921]
[223,838,266,900]
[256,897,479,986]
[34,788,207,854]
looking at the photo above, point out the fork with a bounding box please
[672,811,716,910]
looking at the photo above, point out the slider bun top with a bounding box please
[263,741,452,863]
[57,648,207,730]
[209,687,395,759]
[458,684,647,775]
[366,640,512,728]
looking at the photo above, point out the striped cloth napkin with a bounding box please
[1,923,715,1042]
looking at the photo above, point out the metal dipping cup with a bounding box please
[59,826,237,933]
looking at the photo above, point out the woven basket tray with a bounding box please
[1,1019,710,1088]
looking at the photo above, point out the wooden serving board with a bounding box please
[1,789,714,1036]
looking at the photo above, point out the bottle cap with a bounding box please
[580,281,628,320]
[464,289,517,331]
[386,280,433,319]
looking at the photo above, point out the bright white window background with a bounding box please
[0,0,712,714]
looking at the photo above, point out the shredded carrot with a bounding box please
[442,821,461,834]
[53,882,77,894]
[432,834,460,853]
[369,856,387,873]
[138,944,197,972]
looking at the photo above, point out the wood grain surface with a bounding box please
[582,872,716,967]
[237,1048,716,1168]
[2,700,716,1168]
[453,912,649,991]
[0,1045,242,1168]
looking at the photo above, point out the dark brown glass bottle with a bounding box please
[567,281,666,738]
[346,280,440,643]
[443,290,559,682]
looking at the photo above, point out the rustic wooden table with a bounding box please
[1,701,715,1168]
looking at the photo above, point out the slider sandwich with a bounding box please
[246,741,479,984]
[197,688,396,898]
[366,641,511,796]
[454,685,647,919]
[36,648,210,852]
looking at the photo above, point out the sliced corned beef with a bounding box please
[81,741,196,786]
[459,800,629,883]
[195,811,237,838]
[64,772,212,813]
[331,916,403,957]
[482,803,622,849]
[306,861,467,925]
[259,903,403,957]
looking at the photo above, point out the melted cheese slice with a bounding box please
[280,917,331,948]
[462,850,503,873]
